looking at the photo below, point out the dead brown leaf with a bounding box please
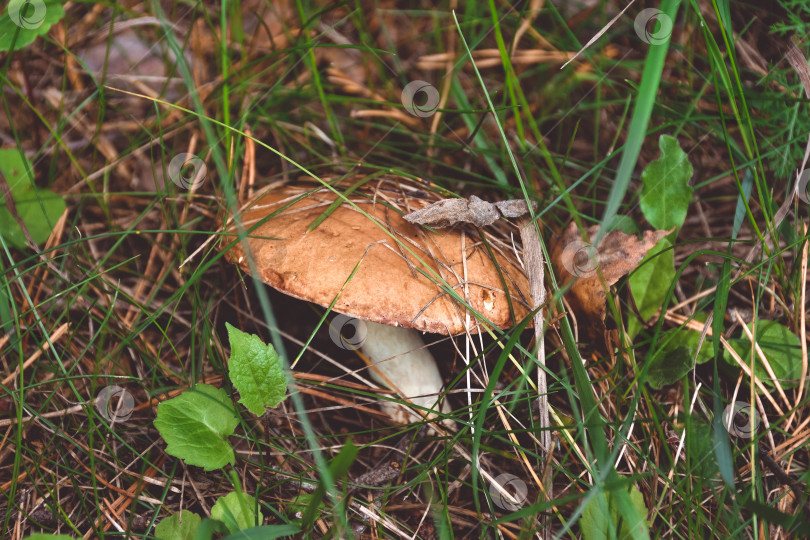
[550,222,671,336]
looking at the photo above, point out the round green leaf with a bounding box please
[155,510,201,540]
[153,383,238,470]
[724,319,803,389]
[0,0,66,52]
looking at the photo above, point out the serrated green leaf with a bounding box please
[628,238,674,337]
[211,492,263,533]
[0,149,66,249]
[581,483,650,540]
[155,509,202,540]
[153,383,238,471]
[724,319,803,389]
[639,135,693,230]
[0,0,66,52]
[226,323,287,415]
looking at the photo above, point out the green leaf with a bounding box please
[155,510,202,540]
[193,518,229,540]
[0,147,32,196]
[0,0,66,52]
[581,483,650,540]
[639,135,694,230]
[226,323,287,415]
[211,492,263,533]
[628,238,675,337]
[685,418,720,480]
[0,286,12,333]
[0,149,66,249]
[153,383,239,471]
[606,214,640,234]
[724,319,803,389]
[647,316,713,389]
[287,493,320,520]
[24,535,75,540]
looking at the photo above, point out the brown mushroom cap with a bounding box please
[223,176,531,335]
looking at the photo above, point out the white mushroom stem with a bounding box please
[360,321,450,425]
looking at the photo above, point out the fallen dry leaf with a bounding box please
[550,222,671,336]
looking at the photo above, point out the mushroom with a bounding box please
[223,176,532,426]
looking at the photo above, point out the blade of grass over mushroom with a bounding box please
[479,234,519,328]
[306,173,380,232]
[287,255,367,372]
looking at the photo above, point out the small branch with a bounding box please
[519,217,552,503]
